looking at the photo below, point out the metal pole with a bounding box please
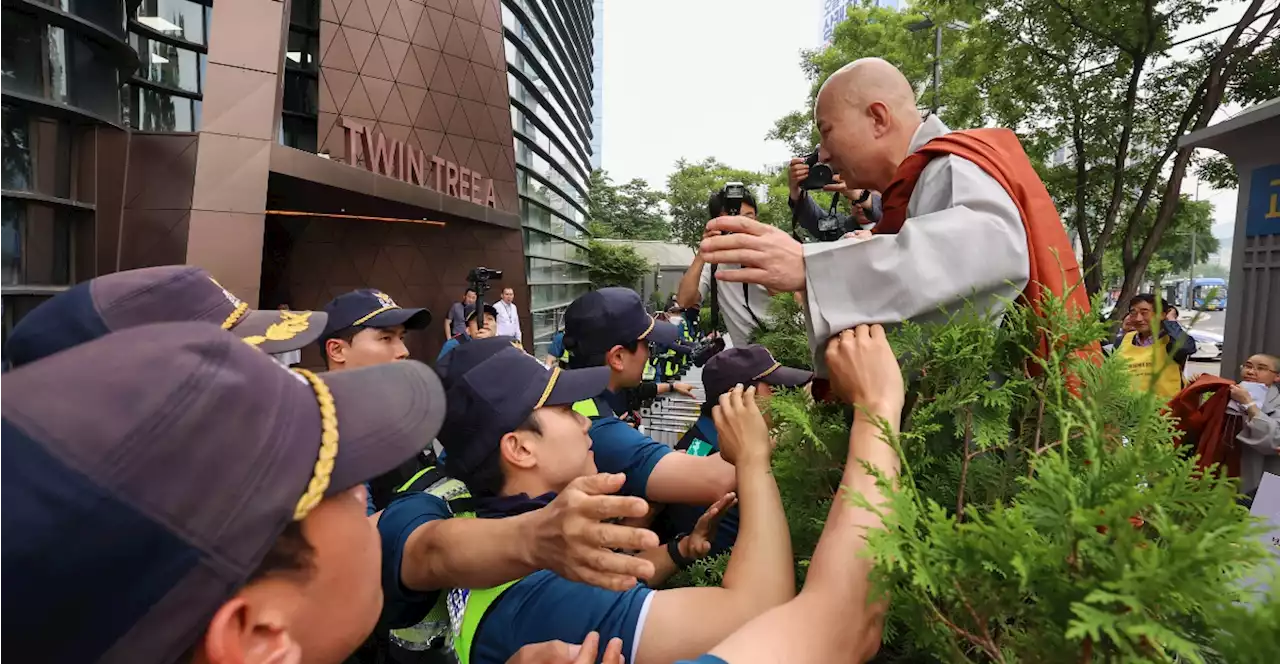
[932,25,942,115]
[1187,229,1196,309]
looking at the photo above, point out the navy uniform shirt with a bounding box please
[377,492,453,628]
[580,395,672,498]
[466,494,655,664]
[678,657,729,664]
[652,414,740,555]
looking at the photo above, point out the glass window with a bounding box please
[69,35,121,120]
[283,70,317,116]
[280,115,317,153]
[290,0,320,30]
[2,106,32,191]
[132,33,202,93]
[2,199,21,284]
[2,10,43,97]
[134,86,200,131]
[136,0,207,45]
[286,31,319,71]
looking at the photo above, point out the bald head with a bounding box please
[813,58,923,192]
[818,58,919,118]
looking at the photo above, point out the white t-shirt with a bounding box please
[698,263,773,346]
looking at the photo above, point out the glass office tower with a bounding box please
[501,0,595,355]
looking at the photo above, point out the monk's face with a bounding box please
[815,92,901,193]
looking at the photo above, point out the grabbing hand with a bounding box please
[672,382,696,398]
[841,229,873,241]
[825,325,905,416]
[1229,384,1255,407]
[788,157,808,199]
[700,218,806,293]
[533,474,660,591]
[714,385,774,467]
[682,492,737,560]
[505,632,625,664]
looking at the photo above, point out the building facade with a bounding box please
[2,0,606,366]
[500,0,595,354]
[821,0,901,45]
[590,0,603,170]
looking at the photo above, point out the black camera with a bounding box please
[690,336,726,367]
[467,266,502,299]
[721,182,746,216]
[799,150,837,190]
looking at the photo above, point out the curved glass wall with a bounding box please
[125,0,210,132]
[502,0,596,355]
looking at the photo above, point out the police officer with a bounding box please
[655,345,813,556]
[3,265,327,369]
[431,337,794,664]
[562,287,737,504]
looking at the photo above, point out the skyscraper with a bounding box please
[500,0,596,354]
[590,0,604,170]
[822,0,901,45]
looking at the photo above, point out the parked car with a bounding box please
[1188,329,1223,360]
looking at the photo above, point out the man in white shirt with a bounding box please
[675,188,774,346]
[697,58,1084,375]
[494,287,522,342]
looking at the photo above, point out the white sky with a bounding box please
[599,0,822,189]
[599,0,1253,244]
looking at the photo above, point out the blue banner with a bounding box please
[1246,163,1280,237]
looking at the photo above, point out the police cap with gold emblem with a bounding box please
[321,289,432,340]
[3,265,327,369]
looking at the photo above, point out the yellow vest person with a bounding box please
[1117,331,1183,402]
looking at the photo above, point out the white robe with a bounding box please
[803,116,1031,375]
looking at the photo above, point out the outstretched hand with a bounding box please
[683,492,738,560]
[825,324,905,416]
[713,385,775,467]
[700,218,806,293]
[534,473,660,591]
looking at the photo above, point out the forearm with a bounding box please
[803,408,900,610]
[1238,410,1280,454]
[721,455,794,605]
[646,453,736,505]
[636,545,680,586]
[402,510,541,591]
[676,258,706,308]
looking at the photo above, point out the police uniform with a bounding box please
[561,288,683,499]
[425,337,661,664]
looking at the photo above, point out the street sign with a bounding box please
[1245,163,1280,237]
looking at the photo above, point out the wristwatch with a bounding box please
[667,533,695,569]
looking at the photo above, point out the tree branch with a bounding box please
[1046,0,1135,53]
[957,410,973,522]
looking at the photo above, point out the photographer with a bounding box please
[787,156,882,241]
[699,58,1090,375]
[675,187,774,346]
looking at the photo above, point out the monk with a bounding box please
[700,58,1088,374]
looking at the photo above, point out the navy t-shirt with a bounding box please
[677,656,729,664]
[547,331,565,359]
[377,492,453,628]
[653,414,740,555]
[584,396,672,498]
[467,570,653,664]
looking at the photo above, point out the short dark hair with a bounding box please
[1129,294,1156,310]
[249,521,314,582]
[464,287,477,295]
[456,411,543,498]
[322,326,362,370]
[566,339,641,369]
[707,188,758,218]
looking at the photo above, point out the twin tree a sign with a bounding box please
[340,117,497,209]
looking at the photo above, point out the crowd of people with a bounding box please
[2,57,1276,664]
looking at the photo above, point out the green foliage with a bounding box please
[586,240,651,291]
[712,287,1280,662]
[587,169,670,241]
[750,293,813,371]
[665,158,772,249]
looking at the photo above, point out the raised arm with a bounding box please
[676,254,708,309]
[635,386,795,664]
[700,325,905,664]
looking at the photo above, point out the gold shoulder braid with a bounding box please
[221,302,250,330]
[242,310,313,346]
[292,369,339,521]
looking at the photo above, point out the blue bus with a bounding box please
[1163,277,1227,311]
